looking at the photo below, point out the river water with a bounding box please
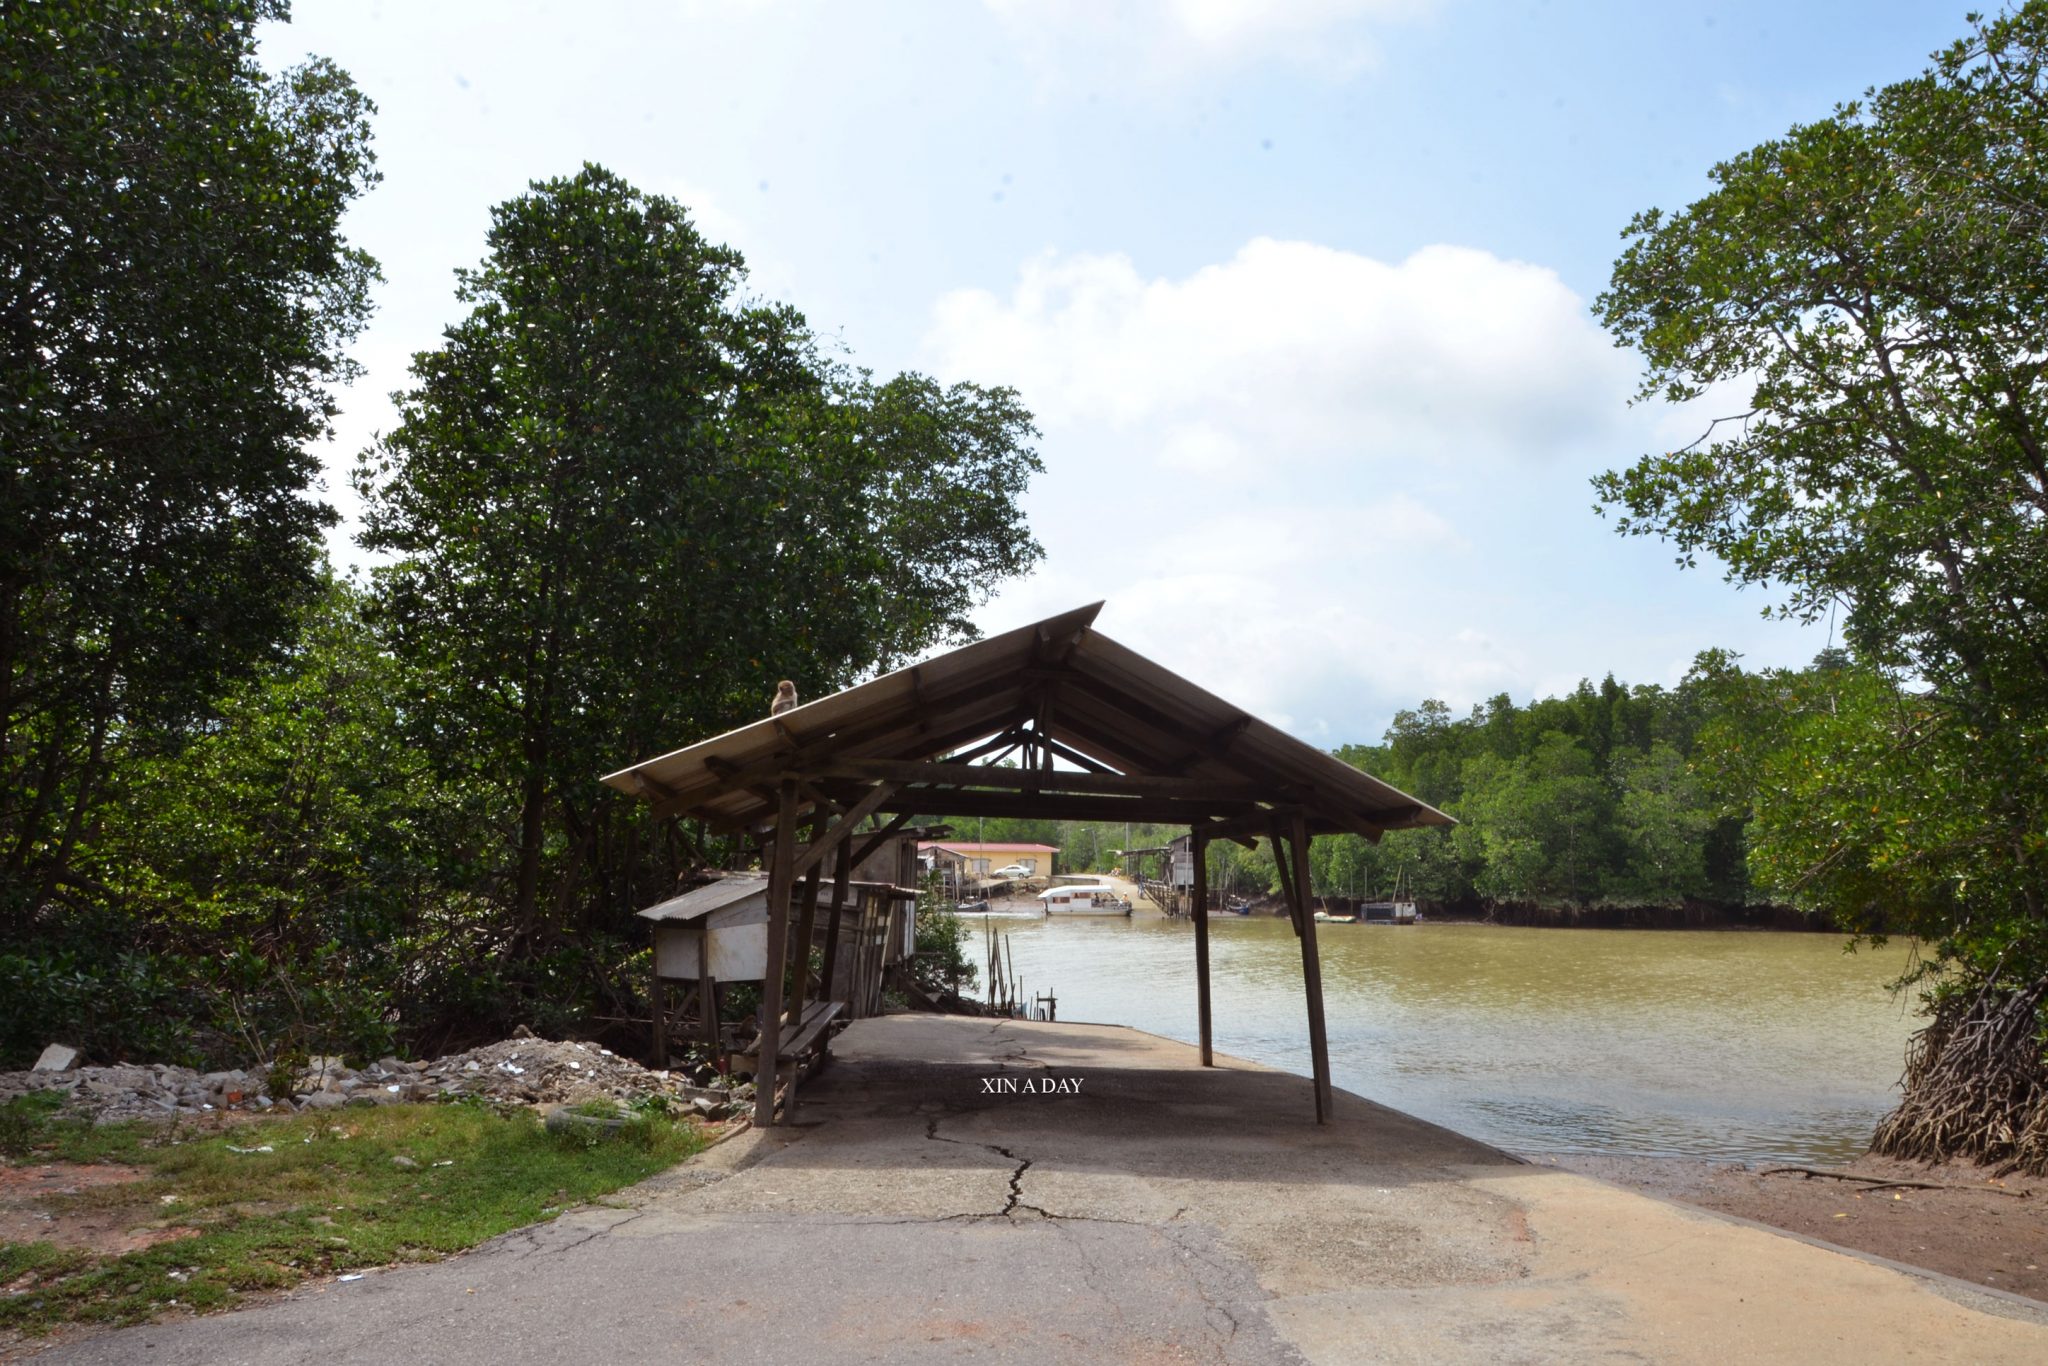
[977,912,1918,1166]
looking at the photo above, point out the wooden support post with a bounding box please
[700,970,718,1065]
[786,830,826,1027]
[1191,828,1213,1067]
[650,965,668,1070]
[1271,824,1302,937]
[754,780,797,1127]
[1290,812,1334,1124]
[820,840,853,1002]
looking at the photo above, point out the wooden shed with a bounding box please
[602,601,1452,1127]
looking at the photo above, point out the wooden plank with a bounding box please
[650,961,668,1070]
[1191,827,1212,1068]
[1035,733,1114,774]
[1270,820,1302,937]
[791,780,899,878]
[754,780,797,1127]
[943,730,1029,766]
[786,828,826,1027]
[1291,812,1334,1124]
[819,840,853,1004]
[701,970,718,1066]
[847,810,914,872]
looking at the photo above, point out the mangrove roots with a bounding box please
[1870,978,2048,1175]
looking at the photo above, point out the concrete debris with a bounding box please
[33,1043,82,1072]
[0,1032,744,1124]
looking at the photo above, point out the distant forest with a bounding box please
[948,648,1859,921]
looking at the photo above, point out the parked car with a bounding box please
[992,863,1032,878]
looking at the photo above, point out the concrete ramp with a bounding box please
[35,1015,2048,1364]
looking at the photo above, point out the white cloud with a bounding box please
[921,236,1816,744]
[926,238,1634,472]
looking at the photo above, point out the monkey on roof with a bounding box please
[771,680,798,716]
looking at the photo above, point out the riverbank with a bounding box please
[1204,894,1842,931]
[1549,1150,2048,1305]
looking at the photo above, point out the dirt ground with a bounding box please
[1549,1150,2048,1304]
[0,1162,195,1259]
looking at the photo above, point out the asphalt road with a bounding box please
[29,1016,2048,1364]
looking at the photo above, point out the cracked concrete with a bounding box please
[29,1016,2048,1364]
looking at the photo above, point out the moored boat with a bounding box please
[1038,884,1133,917]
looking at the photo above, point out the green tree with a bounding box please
[1609,742,1712,904]
[1596,5,2048,1168]
[1452,736,1608,904]
[358,165,1041,963]
[0,0,379,936]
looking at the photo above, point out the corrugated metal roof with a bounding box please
[920,842,1062,854]
[601,602,1451,840]
[634,873,769,923]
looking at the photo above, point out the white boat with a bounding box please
[1359,901,1419,925]
[1038,884,1132,917]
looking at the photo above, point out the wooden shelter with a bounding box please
[602,602,1451,1126]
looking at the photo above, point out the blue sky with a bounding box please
[267,0,1972,744]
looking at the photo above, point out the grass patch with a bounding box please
[0,1093,710,1335]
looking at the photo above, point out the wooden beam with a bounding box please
[1191,827,1212,1068]
[1161,715,1254,777]
[818,758,1269,803]
[786,832,826,1028]
[796,781,845,817]
[820,840,853,1004]
[1270,820,1302,937]
[1204,806,1339,847]
[647,673,1025,818]
[754,780,797,1127]
[1291,811,1334,1125]
[700,964,718,1066]
[650,960,667,1069]
[791,781,899,878]
[853,787,1262,824]
[847,810,915,871]
[1037,734,1114,774]
[943,730,1028,766]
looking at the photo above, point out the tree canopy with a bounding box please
[354,165,1043,1021]
[0,0,379,937]
[1596,3,2048,1169]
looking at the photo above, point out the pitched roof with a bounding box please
[635,873,769,923]
[601,602,1450,842]
[919,842,1061,854]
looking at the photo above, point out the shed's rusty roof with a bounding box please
[602,602,1450,840]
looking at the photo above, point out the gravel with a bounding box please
[0,1029,745,1122]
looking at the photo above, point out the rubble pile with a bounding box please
[0,1032,742,1124]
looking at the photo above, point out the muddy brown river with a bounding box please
[981,912,1918,1165]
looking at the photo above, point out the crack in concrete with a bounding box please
[924,1116,1036,1219]
[496,1205,647,1262]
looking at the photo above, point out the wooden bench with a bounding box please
[731,999,844,1122]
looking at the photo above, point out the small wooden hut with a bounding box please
[602,601,1451,1127]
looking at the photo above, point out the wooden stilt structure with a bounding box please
[606,603,1449,1127]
